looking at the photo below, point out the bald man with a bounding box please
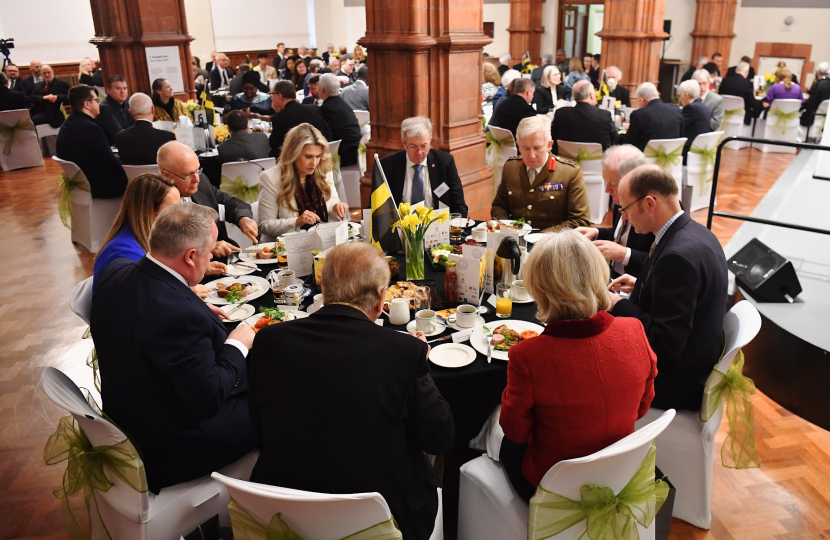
[114,93,175,165]
[30,65,70,127]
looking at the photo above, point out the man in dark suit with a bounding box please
[95,75,134,145]
[3,64,26,94]
[605,65,631,107]
[268,80,331,159]
[678,80,713,160]
[801,61,830,130]
[609,165,727,411]
[30,65,70,128]
[0,74,28,111]
[372,115,468,217]
[218,110,270,165]
[114,92,175,165]
[530,53,554,89]
[318,73,361,167]
[622,82,684,151]
[726,56,755,80]
[248,242,454,540]
[209,53,235,90]
[576,145,653,278]
[19,59,43,96]
[550,80,618,155]
[158,141,256,255]
[680,57,709,83]
[488,77,537,147]
[92,203,256,493]
[56,85,128,200]
[718,62,760,126]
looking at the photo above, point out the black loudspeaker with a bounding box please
[727,238,802,303]
[663,20,672,40]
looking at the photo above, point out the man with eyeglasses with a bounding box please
[56,85,129,201]
[158,141,258,261]
[372,115,468,217]
[607,164,727,412]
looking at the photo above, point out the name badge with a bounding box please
[434,182,450,198]
[538,182,564,192]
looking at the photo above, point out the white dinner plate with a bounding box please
[243,309,309,328]
[429,343,476,368]
[224,262,257,276]
[499,219,533,235]
[406,319,445,337]
[204,276,270,305]
[450,218,476,228]
[448,314,487,331]
[220,303,255,322]
[471,320,545,361]
[239,243,283,265]
[507,290,535,304]
[524,232,550,244]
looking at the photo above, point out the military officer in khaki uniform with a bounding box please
[491,115,591,231]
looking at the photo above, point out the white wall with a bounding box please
[183,0,216,62]
[483,2,511,58]
[663,0,696,66]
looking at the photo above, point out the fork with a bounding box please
[485,334,494,364]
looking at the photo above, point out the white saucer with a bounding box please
[507,291,535,304]
[524,232,549,244]
[220,303,255,322]
[429,343,476,368]
[406,319,445,337]
[448,314,486,331]
[306,304,324,314]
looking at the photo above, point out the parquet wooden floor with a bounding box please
[2,149,826,540]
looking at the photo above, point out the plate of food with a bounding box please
[383,281,433,311]
[470,320,545,361]
[204,275,270,305]
[429,343,476,368]
[239,241,286,265]
[430,244,463,269]
[219,303,256,322]
[244,306,309,333]
[485,219,532,235]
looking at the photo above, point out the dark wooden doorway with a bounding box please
[557,1,604,61]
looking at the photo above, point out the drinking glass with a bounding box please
[450,213,463,242]
[496,283,513,318]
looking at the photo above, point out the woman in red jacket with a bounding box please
[499,230,657,501]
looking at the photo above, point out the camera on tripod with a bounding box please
[0,38,14,57]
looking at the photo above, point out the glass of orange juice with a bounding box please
[496,283,512,318]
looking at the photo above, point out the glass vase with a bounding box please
[405,236,425,280]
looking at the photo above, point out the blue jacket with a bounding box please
[92,226,145,291]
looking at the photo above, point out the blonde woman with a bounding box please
[481,62,501,103]
[762,66,804,108]
[79,57,95,85]
[353,45,367,67]
[258,123,349,240]
[533,65,566,114]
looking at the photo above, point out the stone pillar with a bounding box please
[507,0,546,66]
[689,0,737,69]
[596,0,668,95]
[359,0,494,218]
[88,0,195,99]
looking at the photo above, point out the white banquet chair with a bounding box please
[327,139,349,206]
[458,409,676,540]
[634,300,762,529]
[354,110,370,135]
[485,125,517,196]
[0,109,44,171]
[70,276,94,326]
[557,140,607,224]
[152,120,174,132]
[221,157,275,249]
[720,95,752,150]
[754,98,801,154]
[807,99,829,142]
[211,472,444,540]
[340,132,370,209]
[41,367,258,540]
[122,164,160,181]
[53,156,122,253]
[35,122,60,156]
[644,137,687,195]
[684,131,724,213]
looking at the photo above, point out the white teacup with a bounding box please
[511,280,530,301]
[312,293,324,310]
[277,269,297,287]
[472,227,487,243]
[456,304,479,328]
[415,309,436,333]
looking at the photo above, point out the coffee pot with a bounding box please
[495,236,522,286]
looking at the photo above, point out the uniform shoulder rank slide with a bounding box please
[539,182,564,192]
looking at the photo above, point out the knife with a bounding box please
[225,299,250,316]
[427,335,453,344]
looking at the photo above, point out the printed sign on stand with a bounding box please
[423,209,450,249]
[449,244,487,305]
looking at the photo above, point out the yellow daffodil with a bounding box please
[399,202,411,216]
[416,205,430,217]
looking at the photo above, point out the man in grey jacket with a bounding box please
[694,69,724,131]
[340,66,369,111]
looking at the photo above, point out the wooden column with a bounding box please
[88,0,195,99]
[689,0,737,69]
[359,0,494,218]
[596,0,668,95]
[507,0,545,66]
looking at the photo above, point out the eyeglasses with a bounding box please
[620,195,656,214]
[86,97,100,103]
[164,168,203,181]
[405,144,430,152]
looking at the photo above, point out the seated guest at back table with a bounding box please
[247,241,454,540]
[762,66,804,109]
[151,78,190,123]
[92,203,256,494]
[726,56,755,81]
[491,69,521,111]
[575,145,653,278]
[218,110,270,165]
[336,54,358,85]
[340,66,369,111]
[158,141,257,258]
[605,65,631,107]
[56,85,128,200]
[678,79,712,161]
[318,73,362,167]
[0,74,27,111]
[253,51,277,84]
[622,82,684,151]
[259,123,348,240]
[21,60,43,97]
[487,77,537,146]
[268,80,331,159]
[491,115,591,231]
[304,59,325,97]
[533,65,566,115]
[718,62,760,126]
[550,80,618,155]
[292,60,309,95]
[281,57,296,81]
[608,165,727,411]
[801,62,830,132]
[229,64,249,97]
[192,56,210,82]
[30,65,70,127]
[95,75,134,145]
[563,57,590,101]
[499,230,657,502]
[4,64,26,93]
[301,74,323,105]
[481,62,501,104]
[222,71,272,120]
[78,58,95,86]
[115,93,176,165]
[530,53,554,89]
[209,53,234,90]
[694,69,724,130]
[373,116,468,217]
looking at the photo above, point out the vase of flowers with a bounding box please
[392,203,449,280]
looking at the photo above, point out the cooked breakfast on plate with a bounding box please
[215,282,259,303]
[486,218,527,232]
[254,242,285,259]
[384,281,430,309]
[485,324,539,351]
[435,308,457,319]
[251,306,297,333]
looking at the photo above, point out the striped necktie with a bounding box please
[649,241,657,258]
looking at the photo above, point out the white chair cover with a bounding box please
[328,139,348,206]
[458,409,676,540]
[53,156,122,253]
[684,131,724,213]
[41,367,258,538]
[482,102,494,125]
[754,98,801,154]
[69,276,94,325]
[556,140,607,224]
[808,99,829,142]
[0,109,44,171]
[222,158,275,249]
[485,125,517,196]
[122,164,160,181]
[354,110,370,129]
[815,104,830,180]
[643,137,687,195]
[720,95,752,150]
[152,120,174,132]
[634,300,762,529]
[35,122,61,157]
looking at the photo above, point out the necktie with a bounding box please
[527,168,537,185]
[412,164,424,203]
[614,217,629,244]
[649,241,657,258]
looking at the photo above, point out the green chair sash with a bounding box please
[700,350,760,469]
[722,108,744,123]
[688,145,717,196]
[644,145,682,170]
[768,108,800,134]
[358,142,367,159]
[58,170,89,230]
[332,150,342,175]
[359,120,370,131]
[558,147,602,167]
[528,441,668,540]
[0,117,36,156]
[220,175,261,204]
[228,497,403,540]
[44,404,148,540]
[485,132,514,188]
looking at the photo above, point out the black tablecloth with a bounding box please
[199,153,222,189]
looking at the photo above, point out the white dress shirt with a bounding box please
[403,154,432,208]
